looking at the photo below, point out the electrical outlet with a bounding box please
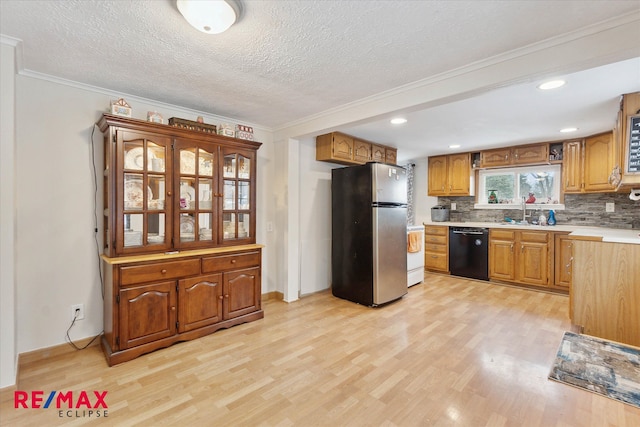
[605,202,615,213]
[267,221,274,232]
[451,202,457,211]
[71,304,85,321]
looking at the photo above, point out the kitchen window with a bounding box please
[475,164,564,209]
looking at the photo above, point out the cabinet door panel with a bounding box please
[448,153,470,195]
[119,282,176,349]
[481,148,511,168]
[513,144,548,165]
[353,139,371,164]
[332,134,354,161]
[563,141,582,193]
[371,144,386,162]
[489,240,515,280]
[428,156,448,196]
[385,148,397,165]
[224,267,261,319]
[584,132,615,192]
[518,242,548,286]
[178,274,223,332]
[554,234,572,289]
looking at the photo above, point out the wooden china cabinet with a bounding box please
[98,114,263,366]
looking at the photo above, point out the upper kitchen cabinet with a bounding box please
[616,92,640,187]
[99,114,261,256]
[316,132,398,165]
[427,153,471,196]
[563,131,617,193]
[316,132,354,164]
[480,144,548,168]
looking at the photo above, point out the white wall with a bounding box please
[410,157,439,224]
[10,74,277,358]
[298,137,335,295]
[1,40,18,388]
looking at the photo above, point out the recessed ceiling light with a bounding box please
[538,80,566,90]
[560,127,578,133]
[390,118,407,125]
[449,144,461,149]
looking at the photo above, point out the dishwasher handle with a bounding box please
[452,230,485,235]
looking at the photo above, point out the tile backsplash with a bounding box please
[437,193,640,229]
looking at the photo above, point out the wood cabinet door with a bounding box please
[583,132,615,192]
[489,239,515,281]
[517,241,548,286]
[223,267,261,320]
[332,133,354,162]
[554,234,572,289]
[563,141,583,193]
[513,144,548,165]
[119,281,177,349]
[353,139,371,164]
[178,274,223,332]
[480,147,511,168]
[371,144,386,162]
[428,156,448,196]
[448,153,470,195]
[385,148,397,165]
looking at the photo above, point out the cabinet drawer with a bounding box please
[425,243,447,253]
[120,259,201,286]
[425,235,447,245]
[425,252,448,271]
[490,229,515,240]
[520,231,548,243]
[425,226,448,236]
[202,251,261,273]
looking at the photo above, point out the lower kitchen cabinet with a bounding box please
[424,225,448,273]
[489,230,550,287]
[102,246,263,365]
[553,233,572,290]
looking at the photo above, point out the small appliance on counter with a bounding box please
[431,205,450,222]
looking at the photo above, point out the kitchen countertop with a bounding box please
[422,221,640,245]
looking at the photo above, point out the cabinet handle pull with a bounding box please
[161,269,167,274]
[521,245,524,253]
[431,255,438,259]
[510,244,513,252]
[565,257,573,269]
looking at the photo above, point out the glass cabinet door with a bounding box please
[221,149,253,243]
[119,132,171,253]
[175,142,217,247]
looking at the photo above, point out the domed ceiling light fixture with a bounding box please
[177,0,242,34]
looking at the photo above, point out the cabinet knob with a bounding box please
[225,294,230,298]
[167,192,172,197]
[219,295,224,300]
[171,306,176,311]
[161,269,167,274]
[231,259,237,263]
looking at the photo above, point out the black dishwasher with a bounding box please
[449,227,489,281]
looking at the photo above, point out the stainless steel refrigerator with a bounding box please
[331,162,408,306]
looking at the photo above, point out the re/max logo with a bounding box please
[14,391,108,409]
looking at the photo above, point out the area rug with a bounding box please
[548,331,640,408]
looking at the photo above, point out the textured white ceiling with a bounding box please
[1,1,639,160]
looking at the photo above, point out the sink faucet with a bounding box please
[521,196,530,222]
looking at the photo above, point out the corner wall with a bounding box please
[0,39,18,388]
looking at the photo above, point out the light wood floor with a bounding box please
[2,273,639,426]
